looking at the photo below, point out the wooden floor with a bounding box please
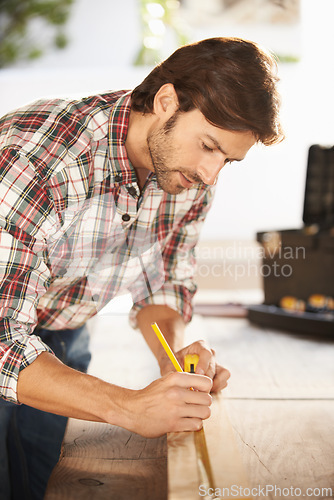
[45,295,334,500]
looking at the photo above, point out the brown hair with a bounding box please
[131,37,284,145]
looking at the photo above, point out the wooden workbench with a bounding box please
[44,309,334,499]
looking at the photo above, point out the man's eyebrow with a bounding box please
[205,134,245,162]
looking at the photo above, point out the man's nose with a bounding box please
[197,157,226,185]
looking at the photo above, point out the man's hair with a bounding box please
[131,37,284,145]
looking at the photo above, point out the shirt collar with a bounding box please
[108,91,143,187]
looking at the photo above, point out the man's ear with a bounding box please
[153,83,179,118]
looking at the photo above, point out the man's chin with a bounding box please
[155,177,185,195]
[160,183,186,195]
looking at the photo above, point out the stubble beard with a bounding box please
[147,111,202,194]
[146,114,183,195]
[147,143,183,195]
[146,112,202,195]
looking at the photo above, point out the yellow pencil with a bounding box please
[151,322,183,373]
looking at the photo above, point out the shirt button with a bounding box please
[128,186,137,197]
[114,174,122,182]
[122,213,131,222]
[58,268,67,277]
[92,294,99,302]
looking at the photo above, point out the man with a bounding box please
[0,37,283,498]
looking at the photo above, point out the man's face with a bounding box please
[147,108,256,195]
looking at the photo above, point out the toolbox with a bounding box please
[248,145,334,335]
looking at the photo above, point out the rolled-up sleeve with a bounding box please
[129,186,215,327]
[0,148,54,403]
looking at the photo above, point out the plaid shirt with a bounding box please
[0,90,214,403]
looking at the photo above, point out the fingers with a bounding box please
[176,340,216,379]
[164,378,212,431]
[212,365,231,393]
[182,400,212,420]
[177,400,211,420]
[175,341,231,393]
[164,373,212,421]
[174,417,204,433]
[181,340,215,378]
[165,371,213,393]
[182,387,212,407]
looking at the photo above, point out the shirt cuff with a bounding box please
[129,282,196,329]
[0,321,54,404]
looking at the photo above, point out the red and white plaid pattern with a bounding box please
[0,91,214,403]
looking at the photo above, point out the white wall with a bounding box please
[0,0,333,240]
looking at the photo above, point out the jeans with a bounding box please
[0,325,91,500]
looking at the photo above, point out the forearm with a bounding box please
[16,350,213,438]
[136,304,186,367]
[17,352,133,427]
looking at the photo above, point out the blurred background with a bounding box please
[0,0,333,296]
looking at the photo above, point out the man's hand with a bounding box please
[136,305,230,393]
[159,340,230,393]
[117,371,212,438]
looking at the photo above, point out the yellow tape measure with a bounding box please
[184,353,200,374]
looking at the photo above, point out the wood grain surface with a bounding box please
[168,395,252,500]
[45,422,167,500]
[225,399,334,499]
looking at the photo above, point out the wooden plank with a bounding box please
[168,395,252,500]
[168,398,334,499]
[225,399,334,499]
[203,317,334,399]
[167,431,199,500]
[45,421,167,500]
[46,399,334,500]
[202,395,251,497]
[61,419,166,460]
[44,456,167,500]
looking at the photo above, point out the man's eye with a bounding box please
[202,143,214,152]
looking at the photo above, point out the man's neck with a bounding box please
[134,166,151,191]
[125,109,154,191]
